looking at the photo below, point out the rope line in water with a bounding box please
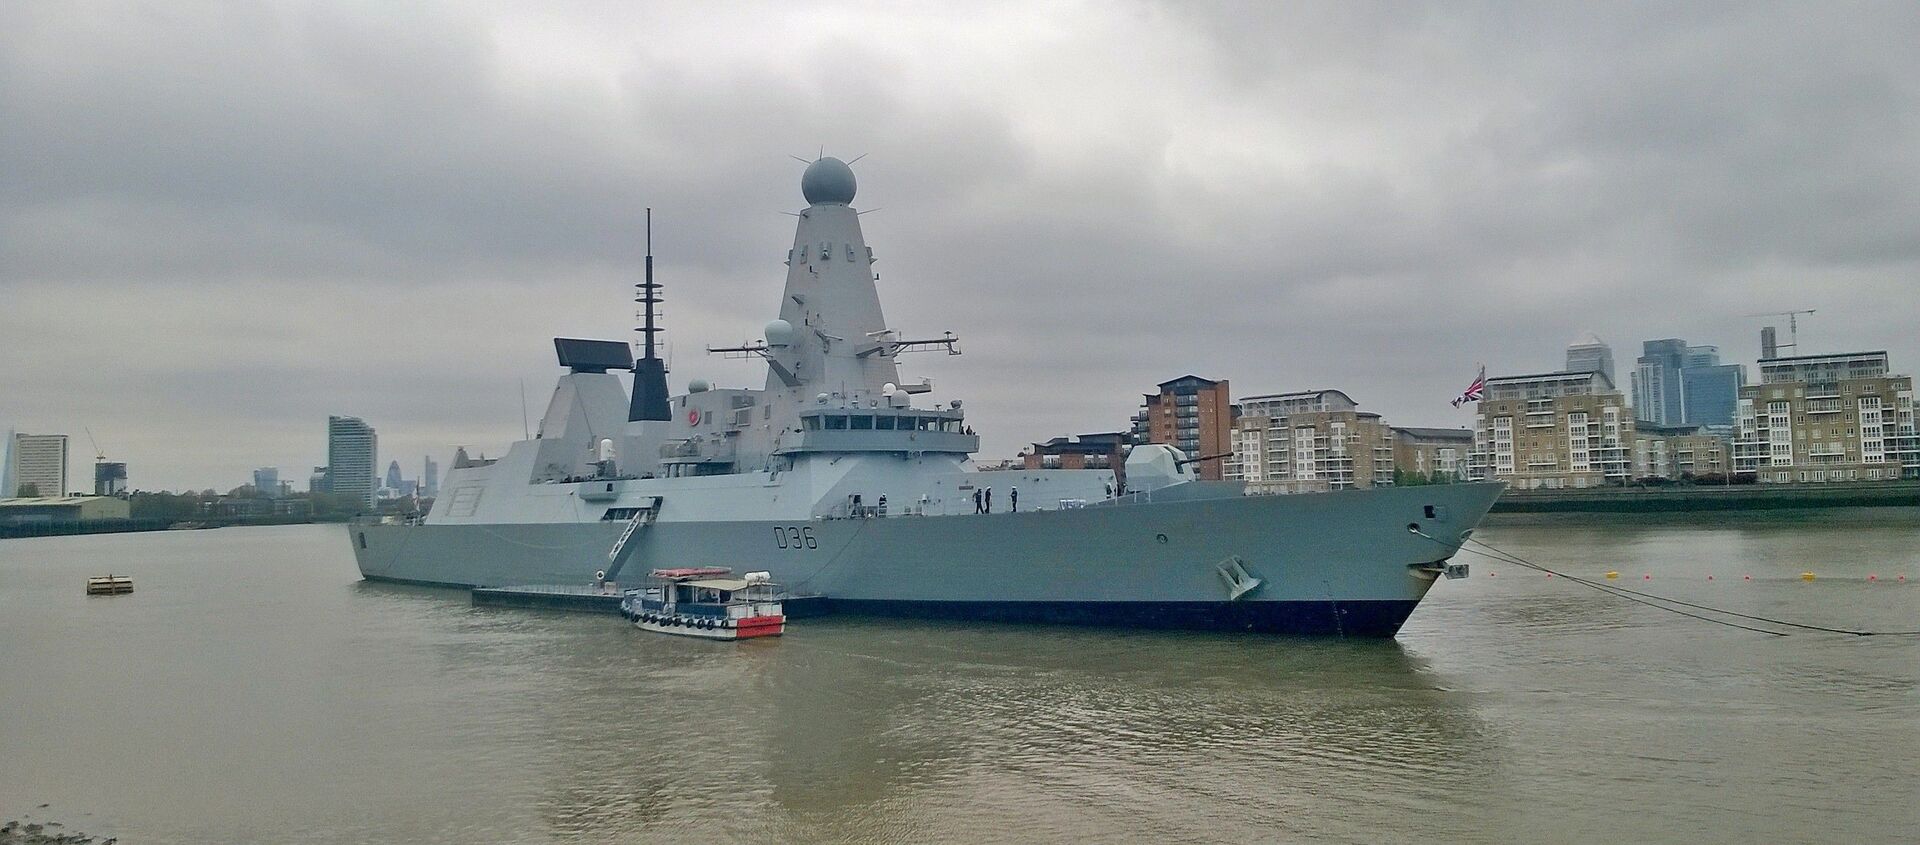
[1459,537,1918,637]
[1412,528,1920,638]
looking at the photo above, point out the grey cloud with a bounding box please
[3,1,1917,488]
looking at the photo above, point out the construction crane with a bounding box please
[85,427,106,462]
[1741,309,1815,355]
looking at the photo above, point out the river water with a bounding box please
[3,513,1917,844]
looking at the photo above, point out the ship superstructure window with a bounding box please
[851,415,874,430]
[876,416,897,430]
[825,415,849,430]
[803,416,821,431]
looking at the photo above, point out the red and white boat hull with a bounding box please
[634,613,785,640]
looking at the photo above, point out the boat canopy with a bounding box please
[683,579,755,591]
[651,567,732,579]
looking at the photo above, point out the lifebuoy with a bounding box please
[688,409,700,426]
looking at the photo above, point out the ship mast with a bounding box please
[628,208,672,422]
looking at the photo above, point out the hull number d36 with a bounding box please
[773,526,818,550]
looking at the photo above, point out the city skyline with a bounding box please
[5,4,1918,491]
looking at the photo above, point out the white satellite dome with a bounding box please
[765,319,795,347]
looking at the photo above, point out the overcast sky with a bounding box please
[4,1,1918,492]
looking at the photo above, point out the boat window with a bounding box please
[876,415,896,430]
[851,415,874,430]
[826,415,849,430]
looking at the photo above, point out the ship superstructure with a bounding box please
[352,157,1502,636]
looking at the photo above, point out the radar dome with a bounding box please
[764,319,795,347]
[801,157,857,205]
[688,378,711,393]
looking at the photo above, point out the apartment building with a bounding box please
[1468,371,1633,489]
[1633,424,1733,480]
[1733,351,1919,483]
[1391,427,1474,484]
[1226,390,1395,493]
[1138,376,1233,480]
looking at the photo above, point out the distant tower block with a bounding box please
[1761,326,1778,360]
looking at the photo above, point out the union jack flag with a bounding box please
[1451,365,1486,408]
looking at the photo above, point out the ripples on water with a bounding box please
[2,514,1917,844]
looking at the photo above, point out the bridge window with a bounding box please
[876,415,896,430]
[803,416,821,431]
[825,415,848,430]
[851,415,874,430]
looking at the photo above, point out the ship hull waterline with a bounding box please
[353,482,1501,637]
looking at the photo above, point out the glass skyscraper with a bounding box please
[1632,339,1744,428]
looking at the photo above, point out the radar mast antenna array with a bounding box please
[627,208,673,422]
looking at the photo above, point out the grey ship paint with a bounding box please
[351,157,1501,636]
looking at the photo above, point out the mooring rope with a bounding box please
[1411,528,1920,638]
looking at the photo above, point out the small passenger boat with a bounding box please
[619,567,785,640]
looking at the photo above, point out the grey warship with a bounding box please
[351,157,1502,636]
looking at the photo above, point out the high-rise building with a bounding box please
[327,416,377,510]
[1137,376,1233,480]
[1565,334,1616,386]
[422,456,439,498]
[1468,370,1633,489]
[1632,339,1689,426]
[1680,361,1745,430]
[1733,351,1918,483]
[384,460,404,492]
[1761,327,1779,360]
[7,433,69,498]
[309,466,331,494]
[1227,390,1395,492]
[94,461,128,496]
[253,467,281,497]
[1632,338,1743,428]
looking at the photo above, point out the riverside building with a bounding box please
[1391,427,1474,484]
[1135,376,1233,480]
[1225,390,1395,493]
[1468,371,1633,489]
[1632,424,1733,480]
[6,433,69,498]
[1732,351,1918,483]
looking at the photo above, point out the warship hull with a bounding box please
[352,481,1500,636]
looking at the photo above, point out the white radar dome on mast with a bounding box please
[764,319,795,347]
[801,157,857,205]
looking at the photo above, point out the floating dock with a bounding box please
[472,583,831,617]
[85,575,134,595]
